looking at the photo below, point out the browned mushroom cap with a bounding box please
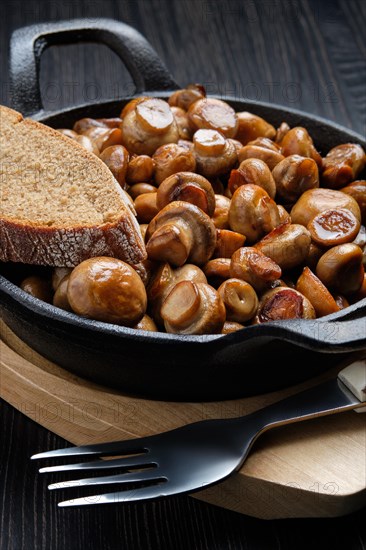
[304,242,325,270]
[228,184,281,243]
[152,143,196,185]
[128,183,157,200]
[121,97,179,155]
[280,127,322,167]
[334,294,350,309]
[56,128,79,139]
[315,243,364,295]
[296,266,340,317]
[349,273,366,302]
[275,122,291,143]
[221,321,245,333]
[188,98,238,138]
[203,258,231,288]
[96,117,123,128]
[73,117,110,134]
[290,188,361,227]
[99,145,129,188]
[53,274,73,312]
[168,85,206,111]
[94,128,124,152]
[126,155,156,184]
[74,135,100,156]
[340,180,366,224]
[277,205,291,225]
[254,287,316,323]
[217,278,258,323]
[52,267,73,291]
[255,222,312,270]
[161,281,226,334]
[307,208,361,247]
[212,194,231,229]
[67,257,147,326]
[272,155,319,203]
[133,258,156,286]
[20,276,53,303]
[228,158,276,198]
[133,314,158,332]
[230,247,282,292]
[214,229,246,258]
[170,106,194,140]
[237,142,285,170]
[146,201,217,266]
[193,130,238,178]
[134,192,159,224]
[234,112,276,145]
[156,172,215,216]
[322,144,365,188]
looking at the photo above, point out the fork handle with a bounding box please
[248,359,366,433]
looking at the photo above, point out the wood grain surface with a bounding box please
[1,0,366,549]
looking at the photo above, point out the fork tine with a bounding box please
[39,454,155,474]
[58,482,171,507]
[31,437,151,460]
[48,469,162,490]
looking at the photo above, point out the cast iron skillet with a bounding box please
[1,19,365,401]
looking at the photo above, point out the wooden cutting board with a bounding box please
[1,320,365,519]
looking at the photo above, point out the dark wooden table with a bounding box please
[1,1,365,549]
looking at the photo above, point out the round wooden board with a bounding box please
[1,320,365,519]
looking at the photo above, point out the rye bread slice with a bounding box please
[0,105,146,267]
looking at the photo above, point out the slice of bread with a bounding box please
[0,106,146,267]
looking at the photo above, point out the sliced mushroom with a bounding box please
[193,129,238,178]
[147,262,207,325]
[322,144,365,188]
[228,158,276,198]
[188,98,239,138]
[230,247,282,292]
[290,188,361,227]
[156,172,215,216]
[254,287,316,323]
[203,258,232,288]
[235,112,276,145]
[255,222,311,270]
[214,229,246,258]
[217,278,258,322]
[307,208,360,247]
[146,201,217,266]
[228,184,281,243]
[161,281,226,334]
[168,85,206,111]
[280,127,322,167]
[296,266,340,317]
[153,143,196,185]
[272,154,319,202]
[121,97,179,155]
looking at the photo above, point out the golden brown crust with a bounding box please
[0,106,146,266]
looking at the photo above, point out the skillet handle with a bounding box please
[10,18,179,117]
[267,306,366,352]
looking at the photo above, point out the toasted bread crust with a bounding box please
[0,106,146,266]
